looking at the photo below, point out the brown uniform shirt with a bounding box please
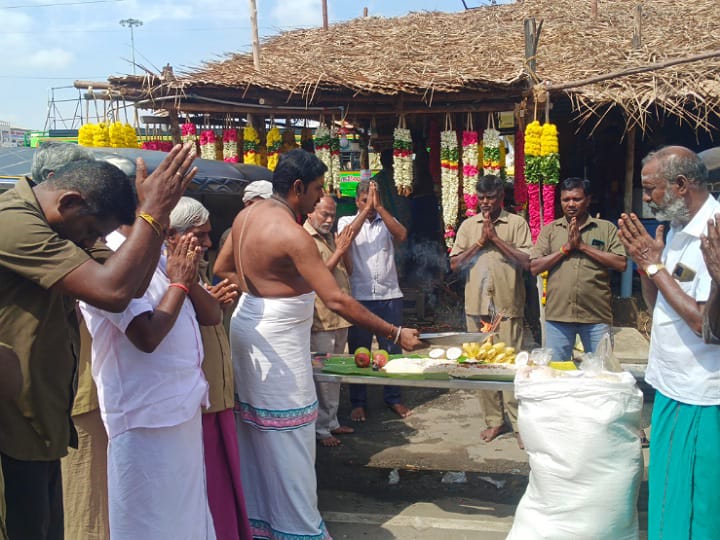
[0,178,90,461]
[450,210,533,318]
[303,220,351,332]
[199,266,234,414]
[531,216,626,324]
[70,321,99,416]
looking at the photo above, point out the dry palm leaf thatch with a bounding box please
[109,0,720,133]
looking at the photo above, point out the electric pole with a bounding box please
[119,18,143,74]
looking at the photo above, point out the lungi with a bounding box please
[231,292,331,540]
[61,408,110,540]
[107,409,216,540]
[203,408,253,540]
[648,391,720,540]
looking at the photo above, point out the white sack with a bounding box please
[507,368,644,540]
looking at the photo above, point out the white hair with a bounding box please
[169,196,210,233]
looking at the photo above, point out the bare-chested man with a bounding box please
[214,149,420,539]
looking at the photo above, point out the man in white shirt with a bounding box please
[338,180,410,421]
[81,228,222,540]
[618,146,720,540]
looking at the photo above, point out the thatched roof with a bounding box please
[108,0,720,131]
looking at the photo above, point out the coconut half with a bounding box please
[428,348,446,359]
[446,347,463,361]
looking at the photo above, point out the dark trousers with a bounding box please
[348,298,403,408]
[1,453,64,540]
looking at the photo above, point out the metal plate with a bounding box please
[419,332,493,347]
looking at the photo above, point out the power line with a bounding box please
[1,0,123,8]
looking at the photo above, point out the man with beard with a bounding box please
[450,175,532,447]
[618,146,720,540]
[530,177,627,361]
[304,195,357,447]
[217,149,420,540]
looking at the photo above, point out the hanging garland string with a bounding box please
[524,119,543,241]
[513,124,528,214]
[440,115,459,250]
[266,125,282,171]
[329,126,342,196]
[392,116,413,196]
[461,114,479,217]
[540,121,560,226]
[313,123,333,190]
[243,125,261,165]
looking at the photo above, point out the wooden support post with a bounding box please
[363,7,368,17]
[166,107,182,145]
[624,125,636,213]
[322,0,328,29]
[523,18,542,80]
[248,0,261,70]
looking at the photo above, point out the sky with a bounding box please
[0,0,500,131]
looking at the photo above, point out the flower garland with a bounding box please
[93,123,110,148]
[266,127,282,171]
[181,122,198,147]
[540,271,549,305]
[461,130,479,217]
[313,125,332,187]
[513,126,528,213]
[199,130,216,160]
[222,129,239,163]
[78,124,96,147]
[392,125,413,196]
[482,128,502,176]
[243,126,261,165]
[329,128,342,195]
[124,123,138,149]
[540,122,560,226]
[524,120,543,241]
[141,140,173,152]
[108,121,126,148]
[440,129,459,250]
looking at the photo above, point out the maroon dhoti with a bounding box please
[202,408,253,540]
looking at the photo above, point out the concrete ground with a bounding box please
[315,326,652,539]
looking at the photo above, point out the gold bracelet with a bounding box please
[137,212,164,239]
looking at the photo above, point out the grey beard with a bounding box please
[649,195,690,227]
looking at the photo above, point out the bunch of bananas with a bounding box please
[462,341,516,364]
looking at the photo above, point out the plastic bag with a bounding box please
[507,366,644,540]
[579,332,622,374]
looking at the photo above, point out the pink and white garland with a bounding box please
[222,129,239,163]
[329,127,342,195]
[181,122,198,149]
[440,129,459,250]
[313,125,333,191]
[482,128,502,176]
[199,130,216,160]
[461,130,479,217]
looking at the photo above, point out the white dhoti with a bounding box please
[107,409,216,540]
[231,292,331,540]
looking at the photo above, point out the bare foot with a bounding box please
[351,407,366,422]
[515,432,525,450]
[318,436,342,447]
[331,425,355,435]
[480,424,510,442]
[388,403,412,419]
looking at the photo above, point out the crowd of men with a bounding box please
[0,141,718,540]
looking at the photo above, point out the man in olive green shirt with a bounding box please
[0,145,197,540]
[530,177,627,361]
[450,175,532,447]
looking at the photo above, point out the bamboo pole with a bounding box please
[248,0,261,70]
[322,0,328,30]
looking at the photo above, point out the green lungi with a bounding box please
[649,391,720,540]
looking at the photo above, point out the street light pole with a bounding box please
[119,18,143,74]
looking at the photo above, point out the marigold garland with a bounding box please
[123,123,138,149]
[392,126,413,196]
[79,122,137,148]
[540,122,560,226]
[461,130,479,217]
[243,126,261,165]
[78,124,96,147]
[93,123,110,148]
[440,129,459,250]
[222,129,239,163]
[266,127,282,171]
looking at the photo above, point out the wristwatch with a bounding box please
[646,263,665,278]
